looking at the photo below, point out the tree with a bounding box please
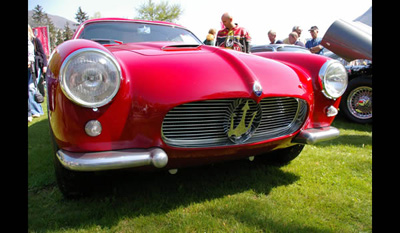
[75,6,89,24]
[31,5,46,26]
[135,0,183,23]
[56,30,64,46]
[31,5,57,50]
[44,15,57,50]
[63,22,74,41]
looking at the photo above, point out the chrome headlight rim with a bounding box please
[60,48,122,108]
[318,59,348,100]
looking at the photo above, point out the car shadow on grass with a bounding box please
[29,153,302,231]
[29,117,365,232]
[28,118,306,231]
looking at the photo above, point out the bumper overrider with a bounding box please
[57,126,339,172]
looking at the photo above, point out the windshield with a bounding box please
[276,46,311,53]
[78,21,202,45]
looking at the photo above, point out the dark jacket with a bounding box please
[32,37,48,74]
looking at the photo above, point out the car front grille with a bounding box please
[161,97,308,148]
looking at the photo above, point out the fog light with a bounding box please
[326,106,338,117]
[85,120,102,137]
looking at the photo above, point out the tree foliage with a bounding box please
[63,22,74,41]
[31,5,57,50]
[32,5,46,26]
[75,6,89,24]
[135,0,183,23]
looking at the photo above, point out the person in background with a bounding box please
[283,26,304,44]
[215,12,251,53]
[28,35,35,122]
[203,28,216,46]
[28,25,44,121]
[31,26,48,96]
[288,32,305,47]
[268,30,282,44]
[305,26,324,54]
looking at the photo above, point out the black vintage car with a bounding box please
[340,62,372,124]
[321,19,372,124]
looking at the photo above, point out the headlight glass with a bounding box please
[319,60,348,99]
[60,48,121,108]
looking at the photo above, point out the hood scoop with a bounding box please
[161,44,202,51]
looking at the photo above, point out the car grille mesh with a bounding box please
[162,97,308,148]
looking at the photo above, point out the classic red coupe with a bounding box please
[46,18,347,197]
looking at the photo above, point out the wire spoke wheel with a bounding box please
[347,86,372,120]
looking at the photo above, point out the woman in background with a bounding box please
[28,24,45,121]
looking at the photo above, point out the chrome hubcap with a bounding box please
[347,86,372,120]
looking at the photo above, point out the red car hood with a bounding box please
[106,42,310,106]
[107,42,203,55]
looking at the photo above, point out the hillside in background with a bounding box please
[28,10,79,30]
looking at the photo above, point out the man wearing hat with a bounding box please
[305,26,324,54]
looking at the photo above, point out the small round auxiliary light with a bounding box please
[85,120,102,137]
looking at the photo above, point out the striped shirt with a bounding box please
[216,24,251,53]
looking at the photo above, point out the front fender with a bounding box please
[253,52,341,128]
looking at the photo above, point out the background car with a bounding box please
[321,19,372,124]
[46,18,347,197]
[341,61,372,124]
[324,48,372,124]
[250,44,311,54]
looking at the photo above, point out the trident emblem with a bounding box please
[228,100,258,139]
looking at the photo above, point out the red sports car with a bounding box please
[46,18,347,197]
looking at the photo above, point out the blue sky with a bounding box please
[28,0,371,45]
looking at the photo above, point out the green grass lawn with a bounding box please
[28,102,372,232]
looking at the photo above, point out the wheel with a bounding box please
[256,144,305,166]
[53,154,95,198]
[50,130,94,198]
[340,76,372,124]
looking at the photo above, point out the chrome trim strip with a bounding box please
[56,148,168,171]
[292,126,340,144]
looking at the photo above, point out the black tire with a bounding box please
[53,155,96,199]
[50,130,95,198]
[340,76,372,124]
[256,144,305,166]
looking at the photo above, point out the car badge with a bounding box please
[227,99,261,144]
[253,81,263,97]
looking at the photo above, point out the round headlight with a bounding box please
[318,60,348,99]
[60,48,121,108]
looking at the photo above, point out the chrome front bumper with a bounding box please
[56,127,338,172]
[292,126,340,144]
[56,148,168,171]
